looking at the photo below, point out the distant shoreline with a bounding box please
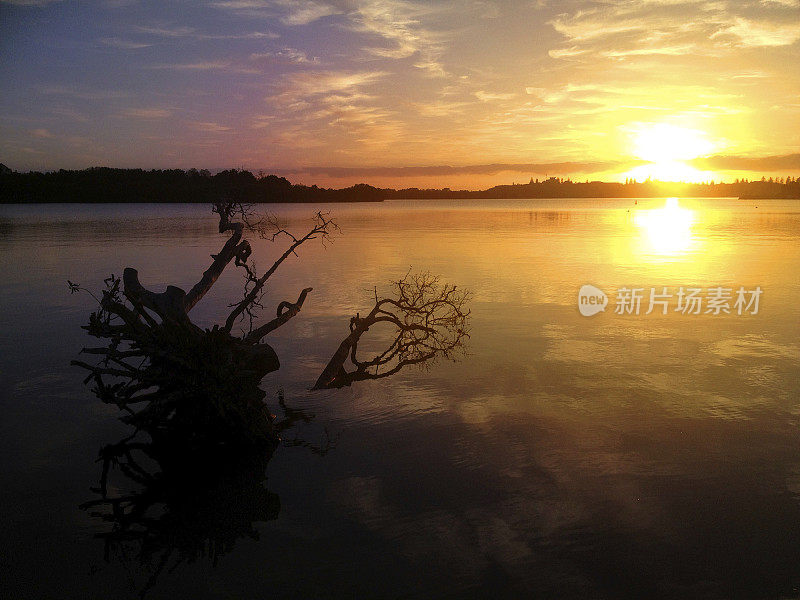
[1,166,798,202]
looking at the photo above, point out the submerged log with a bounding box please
[72,203,469,446]
[72,204,334,448]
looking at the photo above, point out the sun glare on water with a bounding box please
[624,123,718,183]
[634,197,696,256]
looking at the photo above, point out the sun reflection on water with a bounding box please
[634,197,696,256]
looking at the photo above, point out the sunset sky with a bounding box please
[1,0,798,189]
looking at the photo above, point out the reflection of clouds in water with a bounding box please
[541,321,688,368]
[740,365,780,388]
[706,334,800,362]
[324,444,671,589]
[786,467,800,500]
[325,474,590,586]
[326,476,487,581]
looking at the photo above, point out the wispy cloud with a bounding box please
[349,0,449,77]
[136,25,197,38]
[474,91,516,102]
[148,61,231,70]
[250,47,318,65]
[38,85,128,100]
[691,153,800,171]
[134,24,278,40]
[276,160,636,178]
[760,0,799,7]
[711,17,800,47]
[267,70,386,108]
[209,0,342,25]
[99,37,153,49]
[189,121,232,133]
[599,44,696,58]
[548,0,800,60]
[274,0,341,25]
[1,0,64,5]
[121,108,172,118]
[48,107,89,122]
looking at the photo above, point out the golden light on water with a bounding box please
[623,123,719,183]
[634,197,696,256]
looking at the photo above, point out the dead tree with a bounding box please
[72,203,336,447]
[313,272,470,389]
[72,203,470,447]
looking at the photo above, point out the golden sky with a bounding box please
[1,0,798,188]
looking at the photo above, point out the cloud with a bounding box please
[599,44,695,58]
[411,100,472,117]
[276,160,636,178]
[48,107,89,122]
[474,91,517,102]
[731,71,770,79]
[0,0,63,5]
[349,0,448,76]
[267,70,386,108]
[711,17,800,47]
[548,45,588,59]
[188,121,232,132]
[136,25,197,38]
[39,85,128,100]
[690,153,800,171]
[250,47,318,64]
[275,0,341,25]
[549,10,647,43]
[210,0,342,25]
[30,128,53,138]
[99,37,152,49]
[121,108,172,118]
[148,61,231,70]
[548,0,800,62]
[135,24,279,40]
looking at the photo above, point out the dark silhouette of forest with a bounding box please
[1,164,798,202]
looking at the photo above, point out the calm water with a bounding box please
[1,198,799,599]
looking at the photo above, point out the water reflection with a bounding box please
[81,434,279,597]
[80,392,332,598]
[1,200,798,599]
[633,197,696,256]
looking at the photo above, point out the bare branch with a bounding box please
[224,211,337,332]
[184,203,251,313]
[313,271,470,390]
[244,287,313,344]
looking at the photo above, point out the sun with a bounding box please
[623,123,718,183]
[632,123,714,163]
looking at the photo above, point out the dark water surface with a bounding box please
[1,199,799,599]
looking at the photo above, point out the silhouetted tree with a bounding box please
[314,272,470,389]
[72,203,470,448]
[71,203,337,447]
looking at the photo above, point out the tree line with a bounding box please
[1,166,798,202]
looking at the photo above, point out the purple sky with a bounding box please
[1,0,798,188]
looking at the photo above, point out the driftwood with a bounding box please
[71,202,469,447]
[71,203,335,447]
[72,203,470,597]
